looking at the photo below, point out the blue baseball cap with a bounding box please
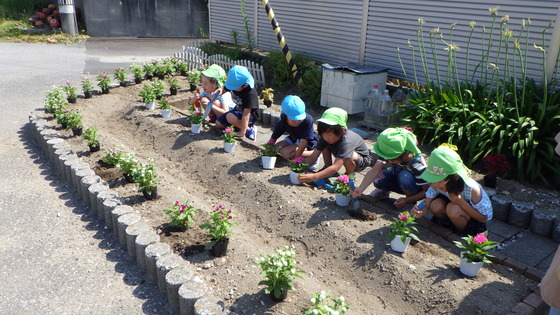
[225,65,255,90]
[281,95,306,121]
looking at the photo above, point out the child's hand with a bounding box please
[350,188,362,198]
[393,198,408,209]
[298,173,314,183]
[200,97,210,106]
[194,88,200,99]
[448,193,462,204]
[410,204,424,218]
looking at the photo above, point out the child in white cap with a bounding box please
[215,65,259,141]
[266,95,318,159]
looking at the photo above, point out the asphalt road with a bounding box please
[0,38,193,315]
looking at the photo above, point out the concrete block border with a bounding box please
[28,110,225,315]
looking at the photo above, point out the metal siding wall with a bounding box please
[209,0,254,45]
[364,0,560,83]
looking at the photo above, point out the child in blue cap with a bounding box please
[298,107,372,183]
[215,65,259,141]
[266,95,318,159]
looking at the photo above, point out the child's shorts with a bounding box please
[283,136,317,151]
[355,154,373,173]
[216,110,255,127]
[464,219,487,236]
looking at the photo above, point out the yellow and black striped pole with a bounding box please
[261,0,302,84]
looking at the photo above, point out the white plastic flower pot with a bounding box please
[224,141,236,153]
[390,236,411,253]
[289,170,301,185]
[459,251,484,277]
[161,109,171,118]
[145,101,155,110]
[335,193,350,207]
[262,156,276,170]
[191,124,202,134]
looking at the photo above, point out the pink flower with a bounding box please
[228,216,233,219]
[473,233,488,244]
[174,201,179,206]
[293,157,305,163]
[398,214,408,220]
[194,110,201,115]
[224,128,233,134]
[180,209,184,213]
[337,174,349,184]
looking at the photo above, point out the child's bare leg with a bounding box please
[225,112,243,129]
[446,203,470,232]
[279,144,298,159]
[430,198,448,220]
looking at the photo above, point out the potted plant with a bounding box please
[130,64,144,84]
[481,154,511,188]
[114,67,128,87]
[82,126,100,152]
[139,84,156,110]
[302,291,350,315]
[166,74,179,95]
[330,174,355,207]
[115,152,138,183]
[151,78,165,100]
[159,98,172,118]
[188,109,204,134]
[64,81,77,103]
[65,108,83,136]
[259,143,279,170]
[200,204,237,257]
[44,86,67,113]
[177,60,188,76]
[96,72,111,94]
[142,61,155,80]
[260,88,274,107]
[163,200,198,231]
[222,126,238,152]
[101,146,125,167]
[131,159,159,200]
[288,157,308,185]
[187,68,203,90]
[453,232,499,277]
[81,75,94,98]
[252,245,305,302]
[388,211,420,253]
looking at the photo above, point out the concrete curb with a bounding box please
[28,111,225,315]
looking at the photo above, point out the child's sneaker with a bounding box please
[307,154,322,170]
[245,125,257,142]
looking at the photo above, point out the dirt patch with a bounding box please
[43,79,539,314]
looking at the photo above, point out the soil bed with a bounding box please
[45,79,538,314]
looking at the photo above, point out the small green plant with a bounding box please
[288,157,308,173]
[101,146,124,166]
[82,126,100,147]
[65,108,83,130]
[131,159,159,194]
[259,88,274,101]
[187,68,203,85]
[166,75,179,89]
[163,201,197,229]
[116,153,138,177]
[259,143,279,157]
[454,232,499,264]
[130,64,143,79]
[240,0,254,50]
[177,61,188,75]
[63,81,77,99]
[252,245,305,299]
[96,72,111,91]
[330,173,355,196]
[81,75,94,93]
[199,27,208,37]
[151,78,165,99]
[302,291,350,315]
[139,84,156,103]
[114,67,128,85]
[143,61,156,78]
[188,109,204,125]
[388,211,420,243]
[229,29,240,45]
[159,98,171,110]
[153,62,167,77]
[200,205,237,250]
[44,86,67,113]
[222,126,238,143]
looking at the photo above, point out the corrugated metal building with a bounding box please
[208,0,560,83]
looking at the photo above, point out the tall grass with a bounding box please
[0,0,41,18]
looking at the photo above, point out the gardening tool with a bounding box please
[348,179,360,211]
[202,90,222,120]
[312,178,333,190]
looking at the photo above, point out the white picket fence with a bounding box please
[174,41,266,88]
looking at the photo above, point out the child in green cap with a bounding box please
[190,64,235,123]
[411,145,493,235]
[351,127,428,210]
[298,107,372,183]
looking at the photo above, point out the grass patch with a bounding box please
[0,18,88,44]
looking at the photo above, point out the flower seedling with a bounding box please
[259,143,279,157]
[63,81,77,99]
[454,232,499,263]
[159,98,171,110]
[482,154,511,176]
[200,205,237,250]
[259,88,274,101]
[289,157,308,174]
[166,75,179,89]
[114,67,128,85]
[388,211,420,243]
[302,290,350,315]
[96,72,111,90]
[252,245,305,299]
[222,127,238,143]
[189,109,205,125]
[330,173,355,196]
[130,64,143,80]
[82,126,99,147]
[116,152,138,177]
[163,200,198,229]
[101,145,124,166]
[139,84,157,103]
[131,159,159,193]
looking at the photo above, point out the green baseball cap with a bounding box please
[317,107,348,128]
[421,146,470,183]
[373,127,421,160]
[201,64,226,87]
